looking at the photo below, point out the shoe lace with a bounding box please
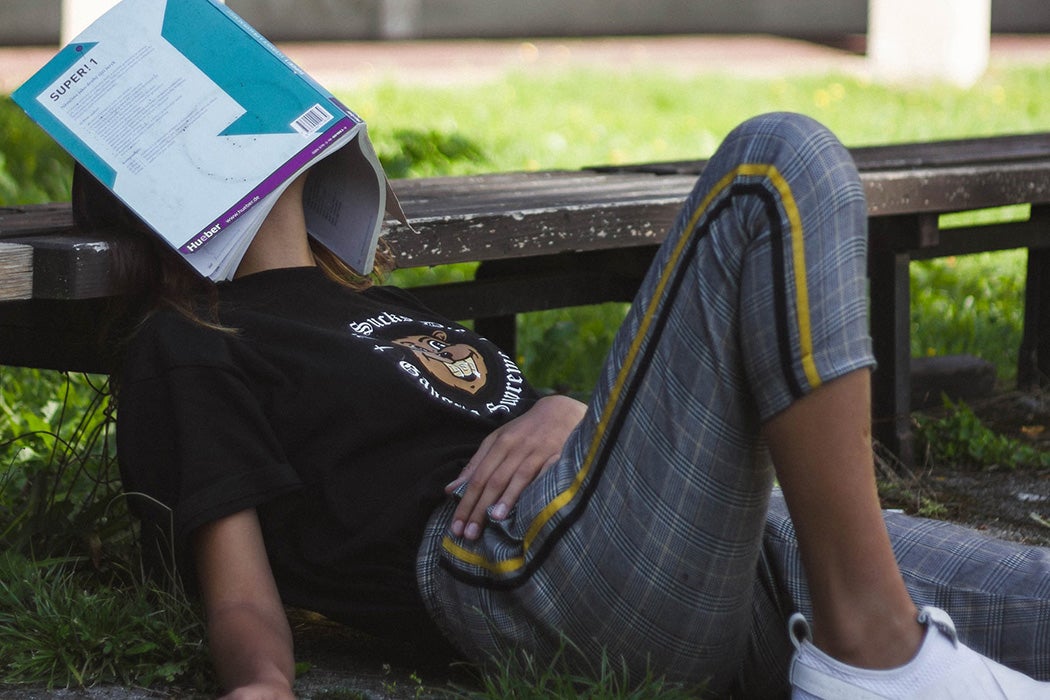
[916,606,960,648]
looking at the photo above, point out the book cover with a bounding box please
[13,0,394,280]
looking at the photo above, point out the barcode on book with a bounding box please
[291,104,333,135]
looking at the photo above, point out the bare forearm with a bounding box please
[208,601,295,698]
[193,510,296,698]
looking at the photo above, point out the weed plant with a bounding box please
[0,370,117,556]
[0,367,211,690]
[915,396,1050,471]
[3,60,1050,691]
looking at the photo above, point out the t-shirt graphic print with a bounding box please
[347,311,529,421]
[392,329,488,395]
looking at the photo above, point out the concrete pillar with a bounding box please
[379,0,421,39]
[61,0,120,43]
[868,0,991,87]
[61,0,225,44]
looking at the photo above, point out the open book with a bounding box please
[13,0,402,281]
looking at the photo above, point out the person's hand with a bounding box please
[218,681,295,700]
[446,394,587,540]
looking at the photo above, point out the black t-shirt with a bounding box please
[116,266,539,642]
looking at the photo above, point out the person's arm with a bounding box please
[446,393,587,540]
[193,509,296,700]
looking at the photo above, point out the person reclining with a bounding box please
[91,112,1050,699]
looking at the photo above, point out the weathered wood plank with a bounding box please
[851,132,1050,170]
[0,243,32,301]
[4,155,1045,279]
[5,136,1050,297]
[861,160,1050,216]
[4,133,1050,467]
[0,203,74,238]
[594,132,1050,174]
[3,233,118,299]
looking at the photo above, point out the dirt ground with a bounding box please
[878,389,1050,548]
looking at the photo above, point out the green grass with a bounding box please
[911,248,1028,382]
[365,65,1050,393]
[0,367,211,691]
[452,640,706,699]
[0,97,72,206]
[3,60,1050,692]
[0,552,209,690]
[358,65,1050,170]
[0,369,120,559]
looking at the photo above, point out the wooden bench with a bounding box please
[4,132,1050,467]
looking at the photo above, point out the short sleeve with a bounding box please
[116,312,302,552]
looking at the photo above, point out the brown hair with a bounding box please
[72,164,395,370]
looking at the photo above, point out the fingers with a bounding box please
[443,436,489,496]
[446,394,586,541]
[448,430,547,540]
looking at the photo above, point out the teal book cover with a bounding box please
[14,0,388,279]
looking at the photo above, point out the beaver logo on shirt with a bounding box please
[392,330,489,395]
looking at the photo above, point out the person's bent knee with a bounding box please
[720,112,854,180]
[729,111,835,144]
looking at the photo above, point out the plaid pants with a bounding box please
[417,112,1050,697]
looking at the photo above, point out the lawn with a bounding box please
[1,55,1049,694]
[356,64,1050,389]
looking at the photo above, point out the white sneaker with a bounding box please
[788,606,1050,699]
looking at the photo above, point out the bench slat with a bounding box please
[595,132,1050,174]
[0,203,74,239]
[5,129,1050,299]
[0,243,33,301]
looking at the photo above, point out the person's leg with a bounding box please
[420,112,1050,698]
[740,492,1050,696]
[763,369,923,668]
[418,112,873,693]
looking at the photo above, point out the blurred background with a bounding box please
[1,0,1048,44]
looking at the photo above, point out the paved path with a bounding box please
[3,33,1050,94]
